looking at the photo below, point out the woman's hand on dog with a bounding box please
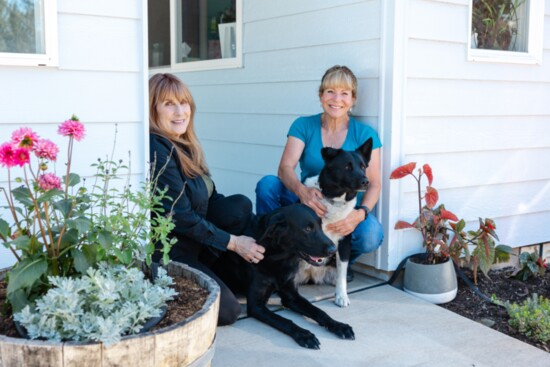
[228,234,265,263]
[325,209,365,236]
[297,186,326,218]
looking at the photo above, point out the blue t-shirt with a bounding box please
[288,113,382,182]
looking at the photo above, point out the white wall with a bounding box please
[386,0,550,268]
[0,0,148,268]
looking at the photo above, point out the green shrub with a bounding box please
[513,251,548,281]
[505,294,550,344]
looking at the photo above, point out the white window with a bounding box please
[0,0,58,67]
[468,0,544,64]
[148,0,242,72]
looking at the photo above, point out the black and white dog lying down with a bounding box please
[212,204,355,349]
[297,138,373,308]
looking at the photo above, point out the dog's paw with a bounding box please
[334,292,350,307]
[293,329,321,349]
[327,321,355,340]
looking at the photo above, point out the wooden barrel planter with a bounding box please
[0,261,220,367]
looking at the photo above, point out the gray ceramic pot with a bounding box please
[403,253,458,304]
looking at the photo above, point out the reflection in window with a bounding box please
[0,0,46,54]
[175,0,236,63]
[471,0,529,52]
[148,0,170,68]
[148,0,237,68]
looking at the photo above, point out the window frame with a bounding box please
[0,0,58,67]
[149,0,242,72]
[467,0,544,65]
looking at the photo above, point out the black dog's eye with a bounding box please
[345,163,352,171]
[360,163,366,170]
[304,224,313,232]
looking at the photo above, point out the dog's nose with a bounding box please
[361,178,369,186]
[326,243,337,255]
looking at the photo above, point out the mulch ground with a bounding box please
[0,275,208,339]
[438,266,550,352]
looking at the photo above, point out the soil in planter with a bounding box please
[0,276,209,339]
[438,267,550,353]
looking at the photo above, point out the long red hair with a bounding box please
[149,73,209,178]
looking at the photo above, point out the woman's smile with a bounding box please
[156,96,191,137]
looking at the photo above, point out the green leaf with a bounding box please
[455,219,466,233]
[36,188,63,204]
[472,240,495,277]
[0,218,11,239]
[53,198,74,217]
[11,186,33,206]
[56,228,79,250]
[495,244,513,254]
[71,247,95,274]
[494,245,513,263]
[122,249,133,264]
[7,289,30,313]
[64,173,81,187]
[98,230,114,248]
[67,217,92,233]
[10,235,32,252]
[7,256,48,296]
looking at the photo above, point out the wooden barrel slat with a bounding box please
[63,342,102,367]
[0,262,220,367]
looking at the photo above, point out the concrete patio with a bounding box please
[212,273,550,367]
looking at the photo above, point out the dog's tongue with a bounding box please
[309,256,324,263]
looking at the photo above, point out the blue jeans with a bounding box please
[255,175,384,264]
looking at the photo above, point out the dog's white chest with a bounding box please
[304,176,357,230]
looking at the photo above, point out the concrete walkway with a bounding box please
[212,275,550,367]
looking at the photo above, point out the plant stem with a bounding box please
[3,169,21,227]
[23,168,51,255]
[64,137,74,198]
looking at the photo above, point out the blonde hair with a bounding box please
[318,65,358,99]
[149,73,209,178]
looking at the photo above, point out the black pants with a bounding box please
[166,194,252,326]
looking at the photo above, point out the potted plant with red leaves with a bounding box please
[390,162,510,302]
[390,162,461,265]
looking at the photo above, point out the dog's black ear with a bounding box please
[258,211,287,246]
[321,147,339,162]
[356,137,373,163]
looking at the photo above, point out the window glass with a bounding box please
[0,0,46,54]
[471,0,529,52]
[148,0,239,69]
[148,0,171,67]
[175,0,236,63]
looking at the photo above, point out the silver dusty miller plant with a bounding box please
[13,263,177,345]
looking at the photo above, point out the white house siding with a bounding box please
[0,0,148,268]
[169,0,385,268]
[387,0,550,268]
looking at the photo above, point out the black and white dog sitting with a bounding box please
[212,204,354,349]
[296,138,373,308]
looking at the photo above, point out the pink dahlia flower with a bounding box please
[33,139,59,161]
[13,148,30,167]
[11,127,39,149]
[0,143,16,167]
[38,173,62,191]
[58,118,85,141]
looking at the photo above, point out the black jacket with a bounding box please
[149,134,230,256]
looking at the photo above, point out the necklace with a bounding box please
[321,114,348,148]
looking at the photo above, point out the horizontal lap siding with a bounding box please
[0,2,146,268]
[398,0,550,247]
[177,1,383,198]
